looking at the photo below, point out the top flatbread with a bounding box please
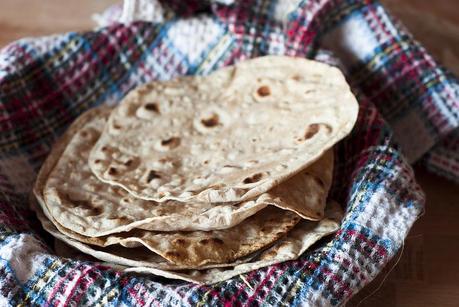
[89,56,358,203]
[34,107,333,237]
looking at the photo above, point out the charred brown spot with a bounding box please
[94,159,101,164]
[257,85,271,97]
[146,170,161,182]
[124,159,133,167]
[261,226,271,233]
[305,123,320,140]
[144,103,160,113]
[91,207,103,215]
[314,177,325,188]
[199,239,210,245]
[315,211,321,217]
[243,173,264,184]
[303,123,332,141]
[108,167,118,176]
[173,238,187,246]
[203,160,209,165]
[80,131,88,137]
[161,138,174,146]
[276,232,285,236]
[113,124,121,130]
[101,146,108,152]
[201,114,219,127]
[199,238,224,245]
[211,238,224,245]
[161,137,180,148]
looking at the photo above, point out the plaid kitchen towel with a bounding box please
[0,0,456,305]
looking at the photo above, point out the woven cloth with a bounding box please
[0,0,456,305]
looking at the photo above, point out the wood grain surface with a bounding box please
[1,1,458,306]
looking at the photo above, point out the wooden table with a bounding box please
[1,1,458,306]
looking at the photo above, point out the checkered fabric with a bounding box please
[0,0,456,305]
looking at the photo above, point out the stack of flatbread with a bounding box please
[32,56,358,284]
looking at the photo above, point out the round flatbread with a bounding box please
[39,200,343,284]
[34,107,333,237]
[88,56,358,203]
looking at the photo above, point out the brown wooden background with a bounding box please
[1,1,458,306]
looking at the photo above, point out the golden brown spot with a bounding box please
[292,75,301,81]
[145,83,156,91]
[101,146,108,152]
[158,158,169,164]
[146,170,161,182]
[203,160,209,165]
[124,160,133,167]
[80,131,88,137]
[257,85,271,97]
[165,251,181,258]
[144,103,160,113]
[108,167,118,176]
[208,183,225,189]
[113,124,121,130]
[243,173,264,184]
[117,217,130,223]
[94,159,101,164]
[201,114,219,127]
